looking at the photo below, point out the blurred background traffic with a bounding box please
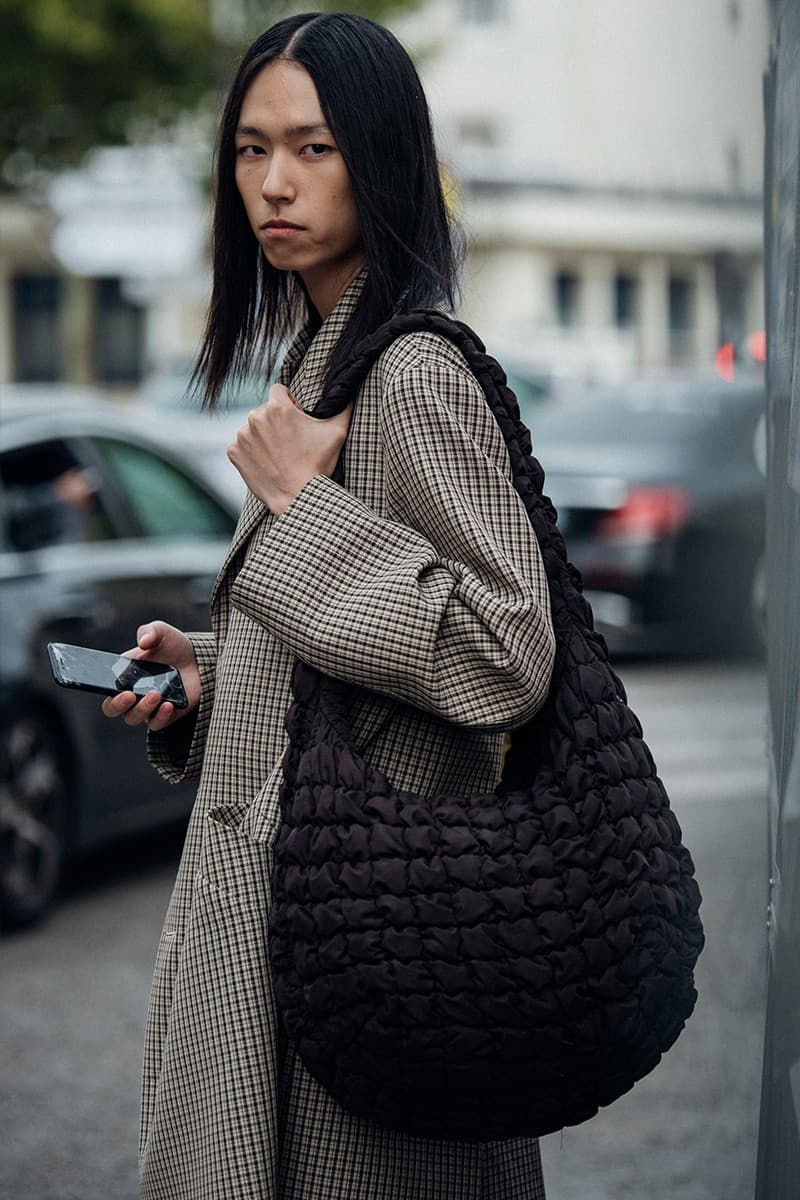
[0,0,771,926]
[1,2,794,1199]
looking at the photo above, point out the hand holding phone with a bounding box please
[94,622,201,732]
[48,643,189,708]
[47,624,201,734]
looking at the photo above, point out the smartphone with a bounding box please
[47,642,189,709]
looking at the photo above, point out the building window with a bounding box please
[714,252,747,346]
[12,274,62,382]
[668,275,694,360]
[554,270,580,328]
[461,0,507,25]
[614,273,638,328]
[93,277,145,384]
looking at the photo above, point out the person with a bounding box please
[103,12,556,1198]
[4,463,108,552]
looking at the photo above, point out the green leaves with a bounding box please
[0,0,213,183]
[0,0,421,185]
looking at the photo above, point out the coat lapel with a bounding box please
[209,273,366,608]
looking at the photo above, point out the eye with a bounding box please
[301,143,333,157]
[237,144,266,159]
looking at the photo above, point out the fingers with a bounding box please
[144,699,175,733]
[121,691,166,728]
[228,388,351,512]
[100,621,187,729]
[101,689,174,730]
[245,388,350,437]
[101,692,137,719]
[266,385,350,424]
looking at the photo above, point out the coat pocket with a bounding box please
[197,802,273,909]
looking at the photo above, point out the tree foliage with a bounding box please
[0,0,420,187]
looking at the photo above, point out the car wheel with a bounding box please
[0,706,69,930]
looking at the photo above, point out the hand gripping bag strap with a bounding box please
[269,309,705,1142]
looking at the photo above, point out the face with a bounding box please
[234,59,364,318]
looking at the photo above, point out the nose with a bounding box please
[261,149,296,205]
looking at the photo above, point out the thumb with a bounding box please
[137,622,163,650]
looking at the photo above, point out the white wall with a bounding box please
[410,0,768,196]
[394,0,768,374]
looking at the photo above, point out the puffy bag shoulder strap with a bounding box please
[309,308,626,789]
[316,308,577,605]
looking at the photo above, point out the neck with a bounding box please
[301,257,366,321]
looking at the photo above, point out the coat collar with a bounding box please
[279,269,366,410]
[210,271,367,606]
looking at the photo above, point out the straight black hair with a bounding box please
[193,10,462,407]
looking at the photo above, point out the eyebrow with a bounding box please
[235,122,332,139]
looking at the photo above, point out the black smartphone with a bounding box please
[47,642,189,709]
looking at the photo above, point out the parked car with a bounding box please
[519,373,766,657]
[132,352,557,504]
[498,360,555,413]
[0,397,238,928]
[130,363,277,504]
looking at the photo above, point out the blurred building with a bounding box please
[0,0,769,388]
[0,146,209,391]
[397,0,768,378]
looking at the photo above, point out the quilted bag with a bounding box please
[269,311,705,1141]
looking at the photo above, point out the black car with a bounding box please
[0,397,237,928]
[520,373,766,656]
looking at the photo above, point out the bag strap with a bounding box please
[315,308,576,604]
[314,311,497,414]
[291,308,623,791]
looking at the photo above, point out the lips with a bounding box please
[261,219,304,231]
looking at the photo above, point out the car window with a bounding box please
[0,438,116,551]
[91,438,235,540]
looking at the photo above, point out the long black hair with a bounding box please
[194,10,461,408]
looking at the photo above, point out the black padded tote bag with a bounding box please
[269,311,704,1142]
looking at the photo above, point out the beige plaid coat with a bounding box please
[140,276,555,1200]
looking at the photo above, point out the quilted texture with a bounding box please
[269,312,705,1142]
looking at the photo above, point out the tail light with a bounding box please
[596,486,691,540]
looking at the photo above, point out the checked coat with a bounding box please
[139,275,555,1200]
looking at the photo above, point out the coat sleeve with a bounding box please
[229,345,555,730]
[145,631,217,783]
